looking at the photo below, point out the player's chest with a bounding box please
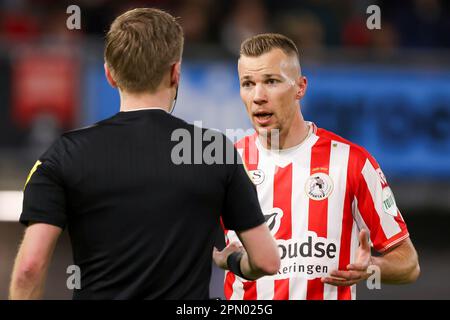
[247,158,349,211]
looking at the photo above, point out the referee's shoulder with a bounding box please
[60,116,117,141]
[49,119,113,154]
[183,120,232,142]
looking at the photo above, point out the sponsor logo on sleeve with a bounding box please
[382,186,398,216]
[376,168,388,186]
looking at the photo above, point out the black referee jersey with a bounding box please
[20,109,265,299]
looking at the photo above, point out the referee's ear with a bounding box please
[104,63,118,88]
[170,61,181,88]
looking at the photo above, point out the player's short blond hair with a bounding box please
[240,33,299,59]
[104,8,183,93]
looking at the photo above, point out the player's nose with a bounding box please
[253,84,268,105]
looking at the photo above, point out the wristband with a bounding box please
[227,251,252,280]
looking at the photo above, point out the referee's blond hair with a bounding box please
[104,8,184,93]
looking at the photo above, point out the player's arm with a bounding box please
[324,153,420,287]
[322,229,419,286]
[370,237,419,284]
[214,223,280,280]
[9,223,62,299]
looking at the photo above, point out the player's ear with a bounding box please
[296,76,307,100]
[104,63,118,88]
[170,61,181,88]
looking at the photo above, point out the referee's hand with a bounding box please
[321,229,373,287]
[213,242,244,270]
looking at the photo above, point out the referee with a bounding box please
[9,8,279,299]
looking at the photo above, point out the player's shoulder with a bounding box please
[316,127,374,161]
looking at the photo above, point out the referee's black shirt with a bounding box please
[20,109,265,299]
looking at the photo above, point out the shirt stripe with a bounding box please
[272,163,293,300]
[288,136,315,299]
[324,140,350,300]
[306,138,331,300]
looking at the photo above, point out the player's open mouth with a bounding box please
[253,111,273,125]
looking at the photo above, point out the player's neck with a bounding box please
[119,89,173,112]
[260,114,310,150]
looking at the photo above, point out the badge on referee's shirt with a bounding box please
[24,160,42,190]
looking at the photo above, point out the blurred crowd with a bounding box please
[1,0,450,55]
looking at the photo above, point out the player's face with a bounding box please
[238,48,304,136]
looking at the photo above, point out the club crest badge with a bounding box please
[248,169,265,185]
[305,172,333,200]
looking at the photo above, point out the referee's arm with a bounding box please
[237,223,280,279]
[215,144,280,280]
[10,138,67,299]
[9,222,62,299]
[213,223,280,280]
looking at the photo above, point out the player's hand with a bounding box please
[321,229,373,287]
[213,242,244,270]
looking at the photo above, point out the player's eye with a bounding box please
[241,81,254,88]
[266,78,279,85]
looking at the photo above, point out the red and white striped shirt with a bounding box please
[224,122,409,300]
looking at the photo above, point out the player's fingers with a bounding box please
[321,277,358,287]
[228,242,240,250]
[213,247,224,255]
[347,263,369,271]
[359,229,370,251]
[330,270,362,281]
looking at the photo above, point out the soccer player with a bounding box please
[9,9,280,300]
[216,33,420,300]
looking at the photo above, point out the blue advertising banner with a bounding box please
[303,65,450,179]
[84,62,450,179]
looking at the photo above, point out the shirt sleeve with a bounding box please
[20,137,67,229]
[352,152,409,253]
[221,144,266,232]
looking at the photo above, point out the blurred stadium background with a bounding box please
[0,0,449,299]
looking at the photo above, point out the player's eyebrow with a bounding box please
[240,75,253,81]
[240,74,281,81]
[262,74,281,78]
